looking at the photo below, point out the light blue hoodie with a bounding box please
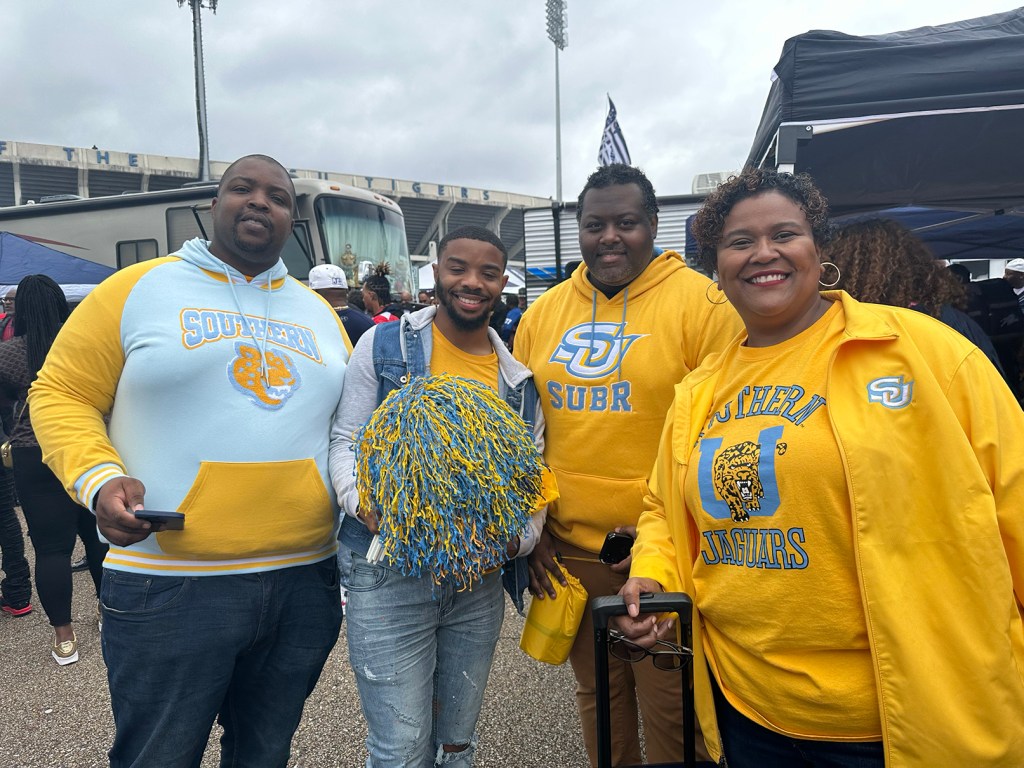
[29,238,351,575]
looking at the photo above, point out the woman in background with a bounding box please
[826,217,1006,379]
[0,275,107,665]
[615,168,1024,767]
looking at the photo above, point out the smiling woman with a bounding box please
[692,169,833,348]
[612,168,1024,767]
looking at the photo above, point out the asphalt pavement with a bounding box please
[0,509,589,767]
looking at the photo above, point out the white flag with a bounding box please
[598,96,631,166]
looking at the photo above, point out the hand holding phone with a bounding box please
[599,531,635,565]
[133,509,185,531]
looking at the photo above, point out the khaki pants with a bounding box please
[556,536,708,766]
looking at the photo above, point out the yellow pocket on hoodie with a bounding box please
[548,465,649,553]
[157,459,333,560]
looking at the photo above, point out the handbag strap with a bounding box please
[9,401,26,434]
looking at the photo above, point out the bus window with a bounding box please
[314,196,411,293]
[117,239,159,268]
[167,205,212,253]
[281,221,314,280]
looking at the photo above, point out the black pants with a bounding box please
[13,445,106,626]
[0,463,32,608]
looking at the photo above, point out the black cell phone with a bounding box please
[599,531,634,565]
[133,509,185,531]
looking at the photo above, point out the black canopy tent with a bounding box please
[747,8,1024,219]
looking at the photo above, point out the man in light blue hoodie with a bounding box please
[30,155,350,767]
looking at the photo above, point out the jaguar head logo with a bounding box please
[229,341,300,410]
[712,440,764,522]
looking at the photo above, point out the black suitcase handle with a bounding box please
[591,593,696,768]
[591,592,693,628]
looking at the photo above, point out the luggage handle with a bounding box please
[591,593,697,768]
[591,592,693,629]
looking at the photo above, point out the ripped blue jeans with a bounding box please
[342,550,504,768]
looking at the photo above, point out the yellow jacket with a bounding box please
[631,291,1024,766]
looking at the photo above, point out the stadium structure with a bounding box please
[0,139,551,271]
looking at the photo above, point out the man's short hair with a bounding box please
[576,164,659,222]
[437,225,508,267]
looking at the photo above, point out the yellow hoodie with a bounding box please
[515,251,741,552]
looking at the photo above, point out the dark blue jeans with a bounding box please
[100,558,343,767]
[712,675,884,768]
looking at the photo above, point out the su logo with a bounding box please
[697,426,784,521]
[229,341,301,410]
[866,376,913,409]
[549,322,646,379]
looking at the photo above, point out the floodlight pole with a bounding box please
[178,0,218,182]
[546,0,568,279]
[554,46,563,205]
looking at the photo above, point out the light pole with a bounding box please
[546,0,567,280]
[546,0,567,204]
[177,0,218,182]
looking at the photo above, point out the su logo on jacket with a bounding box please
[546,322,647,412]
[866,375,914,409]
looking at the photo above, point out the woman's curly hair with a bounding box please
[691,167,832,276]
[825,218,965,317]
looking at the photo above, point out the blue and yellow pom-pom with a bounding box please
[354,373,544,589]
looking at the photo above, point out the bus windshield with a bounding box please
[315,196,412,294]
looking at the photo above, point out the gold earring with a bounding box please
[819,262,841,288]
[705,282,728,305]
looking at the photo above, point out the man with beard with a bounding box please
[329,224,548,766]
[514,164,741,766]
[29,155,349,766]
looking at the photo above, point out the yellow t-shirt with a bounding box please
[683,301,881,740]
[430,325,498,391]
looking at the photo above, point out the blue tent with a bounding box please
[0,232,115,299]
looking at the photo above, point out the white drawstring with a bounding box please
[223,265,273,387]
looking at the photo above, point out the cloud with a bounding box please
[2,0,1015,198]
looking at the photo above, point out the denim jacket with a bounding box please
[333,306,545,613]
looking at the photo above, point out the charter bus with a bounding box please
[0,178,413,292]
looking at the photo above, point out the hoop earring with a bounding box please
[705,282,728,305]
[819,261,841,288]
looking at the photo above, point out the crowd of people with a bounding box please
[0,153,1021,768]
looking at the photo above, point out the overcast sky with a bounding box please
[2,1,1017,199]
